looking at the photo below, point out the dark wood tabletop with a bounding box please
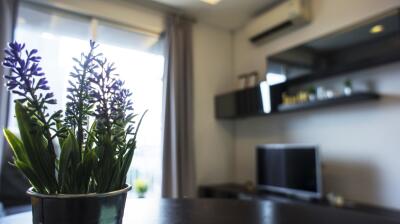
[2,198,400,224]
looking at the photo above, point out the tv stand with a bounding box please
[198,183,320,203]
[198,183,400,220]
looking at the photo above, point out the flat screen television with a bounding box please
[256,144,322,199]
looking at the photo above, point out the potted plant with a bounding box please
[2,41,146,224]
[134,178,149,198]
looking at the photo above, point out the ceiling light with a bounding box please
[370,25,384,34]
[200,0,221,5]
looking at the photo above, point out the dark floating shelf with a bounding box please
[277,92,380,113]
[214,90,380,119]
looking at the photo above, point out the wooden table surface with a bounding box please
[2,198,400,224]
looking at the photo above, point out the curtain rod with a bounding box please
[21,0,164,37]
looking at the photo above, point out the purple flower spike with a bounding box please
[2,41,62,139]
[2,41,55,96]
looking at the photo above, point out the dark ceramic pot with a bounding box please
[27,185,131,224]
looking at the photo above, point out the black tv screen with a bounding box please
[256,144,322,198]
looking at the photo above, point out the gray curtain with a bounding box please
[0,0,18,177]
[0,0,30,207]
[161,15,196,198]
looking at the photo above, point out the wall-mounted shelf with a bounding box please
[215,87,380,120]
[277,92,380,113]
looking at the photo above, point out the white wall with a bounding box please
[233,0,400,209]
[193,23,235,186]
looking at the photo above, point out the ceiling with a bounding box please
[141,0,282,30]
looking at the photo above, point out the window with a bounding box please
[11,2,164,198]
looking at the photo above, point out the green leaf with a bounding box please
[133,110,148,142]
[108,162,121,191]
[3,129,29,164]
[119,148,134,188]
[77,148,96,193]
[15,102,58,193]
[95,135,116,192]
[59,131,80,193]
[14,160,46,193]
[85,121,97,152]
[56,120,66,147]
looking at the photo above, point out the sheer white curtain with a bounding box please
[9,3,92,131]
[96,22,164,198]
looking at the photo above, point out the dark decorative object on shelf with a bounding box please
[344,79,353,96]
[237,71,259,89]
[215,82,284,119]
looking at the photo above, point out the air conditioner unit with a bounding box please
[246,0,311,43]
